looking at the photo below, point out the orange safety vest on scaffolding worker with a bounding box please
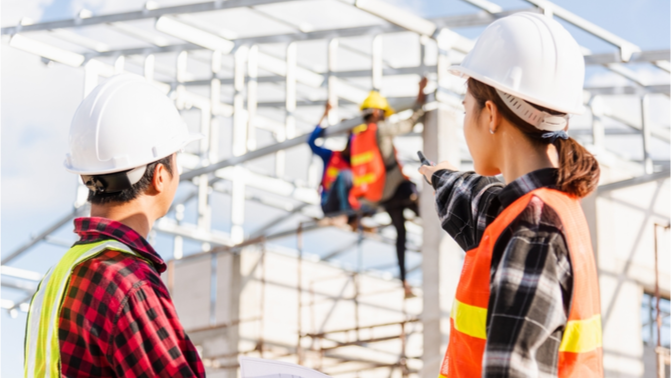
[348,123,386,209]
[439,188,603,378]
[321,151,350,194]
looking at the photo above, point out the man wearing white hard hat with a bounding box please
[419,13,603,377]
[24,75,205,377]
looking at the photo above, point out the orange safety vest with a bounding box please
[439,188,603,378]
[321,151,350,194]
[348,123,386,208]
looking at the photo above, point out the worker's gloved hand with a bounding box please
[418,160,458,186]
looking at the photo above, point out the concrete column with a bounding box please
[420,106,463,378]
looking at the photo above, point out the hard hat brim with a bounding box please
[448,65,586,115]
[64,132,204,176]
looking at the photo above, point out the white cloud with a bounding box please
[1,39,84,213]
[1,0,53,26]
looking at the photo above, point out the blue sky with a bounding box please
[2,0,669,376]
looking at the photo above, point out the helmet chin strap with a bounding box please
[495,89,568,132]
[81,165,147,194]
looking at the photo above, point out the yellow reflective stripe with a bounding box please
[450,299,487,340]
[26,240,140,378]
[559,314,602,353]
[326,167,340,178]
[351,151,374,166]
[353,173,377,186]
[37,244,96,377]
[352,124,368,134]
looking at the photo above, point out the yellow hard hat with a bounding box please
[360,91,394,117]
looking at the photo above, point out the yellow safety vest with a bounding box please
[24,240,142,378]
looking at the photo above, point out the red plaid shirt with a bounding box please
[57,217,205,377]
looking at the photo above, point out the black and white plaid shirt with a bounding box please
[432,168,573,378]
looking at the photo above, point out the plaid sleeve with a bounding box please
[109,281,205,378]
[482,196,573,378]
[431,169,504,250]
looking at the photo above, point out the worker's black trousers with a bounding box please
[381,180,419,283]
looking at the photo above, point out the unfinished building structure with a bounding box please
[1,0,669,377]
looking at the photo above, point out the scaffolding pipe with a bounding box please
[654,222,670,378]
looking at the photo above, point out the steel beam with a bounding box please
[1,0,298,35]
[15,10,533,63]
[597,104,671,143]
[521,0,640,61]
[597,169,671,195]
[1,207,85,265]
[585,84,670,96]
[584,50,670,65]
[180,115,365,181]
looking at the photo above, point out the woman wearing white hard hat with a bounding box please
[24,74,206,377]
[419,13,603,378]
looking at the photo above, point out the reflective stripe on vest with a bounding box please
[440,188,603,378]
[321,151,350,193]
[24,240,141,378]
[349,123,386,205]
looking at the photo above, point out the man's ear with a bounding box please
[150,163,166,194]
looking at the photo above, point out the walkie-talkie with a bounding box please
[417,150,433,185]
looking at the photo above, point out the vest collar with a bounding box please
[73,217,166,273]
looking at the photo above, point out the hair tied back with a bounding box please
[541,130,569,144]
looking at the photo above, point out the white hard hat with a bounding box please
[450,12,585,118]
[65,74,202,176]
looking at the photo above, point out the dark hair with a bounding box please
[88,154,174,205]
[467,78,600,198]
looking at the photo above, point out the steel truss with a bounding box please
[2,0,670,374]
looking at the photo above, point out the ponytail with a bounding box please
[554,137,600,198]
[467,78,600,198]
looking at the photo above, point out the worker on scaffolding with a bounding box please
[308,102,354,225]
[24,75,205,377]
[419,13,603,378]
[349,77,428,299]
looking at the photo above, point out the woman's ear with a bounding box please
[484,100,502,134]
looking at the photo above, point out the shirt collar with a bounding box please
[497,168,559,209]
[73,217,166,273]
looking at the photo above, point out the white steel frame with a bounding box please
[2,0,669,335]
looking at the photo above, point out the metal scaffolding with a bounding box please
[2,0,670,376]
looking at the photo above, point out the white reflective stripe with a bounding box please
[43,241,135,377]
[25,267,54,378]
